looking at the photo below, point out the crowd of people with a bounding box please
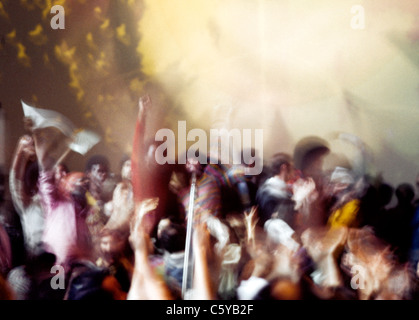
[0,95,419,300]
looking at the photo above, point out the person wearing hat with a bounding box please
[327,167,361,229]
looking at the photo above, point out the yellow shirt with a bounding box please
[328,199,360,229]
[85,191,107,238]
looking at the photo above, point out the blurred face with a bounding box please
[157,218,171,239]
[73,175,90,195]
[19,135,36,160]
[89,164,108,186]
[186,157,203,175]
[59,172,88,199]
[332,182,350,195]
[54,164,68,184]
[100,235,114,254]
[285,164,297,184]
[100,234,124,261]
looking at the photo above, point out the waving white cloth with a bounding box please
[22,100,75,137]
[22,100,100,156]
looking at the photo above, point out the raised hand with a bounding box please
[138,94,152,120]
[169,172,187,195]
[17,135,36,160]
[127,196,173,300]
[139,197,159,215]
[185,157,204,180]
[191,221,217,300]
[130,197,159,247]
[292,177,318,210]
[193,222,211,253]
[244,206,259,248]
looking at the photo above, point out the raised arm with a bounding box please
[9,135,37,213]
[191,222,217,300]
[20,118,62,208]
[24,117,69,172]
[127,198,173,300]
[131,95,151,204]
[127,230,173,300]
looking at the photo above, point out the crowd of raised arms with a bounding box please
[0,95,419,300]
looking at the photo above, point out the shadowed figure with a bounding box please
[378,183,415,264]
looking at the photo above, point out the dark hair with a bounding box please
[270,153,292,175]
[85,155,110,173]
[300,146,330,172]
[158,221,186,253]
[395,183,414,204]
[377,183,394,207]
[26,251,57,275]
[57,163,70,174]
[67,268,113,300]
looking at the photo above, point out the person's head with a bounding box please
[328,166,355,195]
[395,183,415,206]
[377,183,394,208]
[85,155,109,190]
[66,267,115,300]
[26,251,57,275]
[99,229,126,262]
[157,218,186,253]
[270,153,296,183]
[300,146,330,178]
[293,137,330,180]
[185,155,205,177]
[54,163,69,185]
[58,171,89,200]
